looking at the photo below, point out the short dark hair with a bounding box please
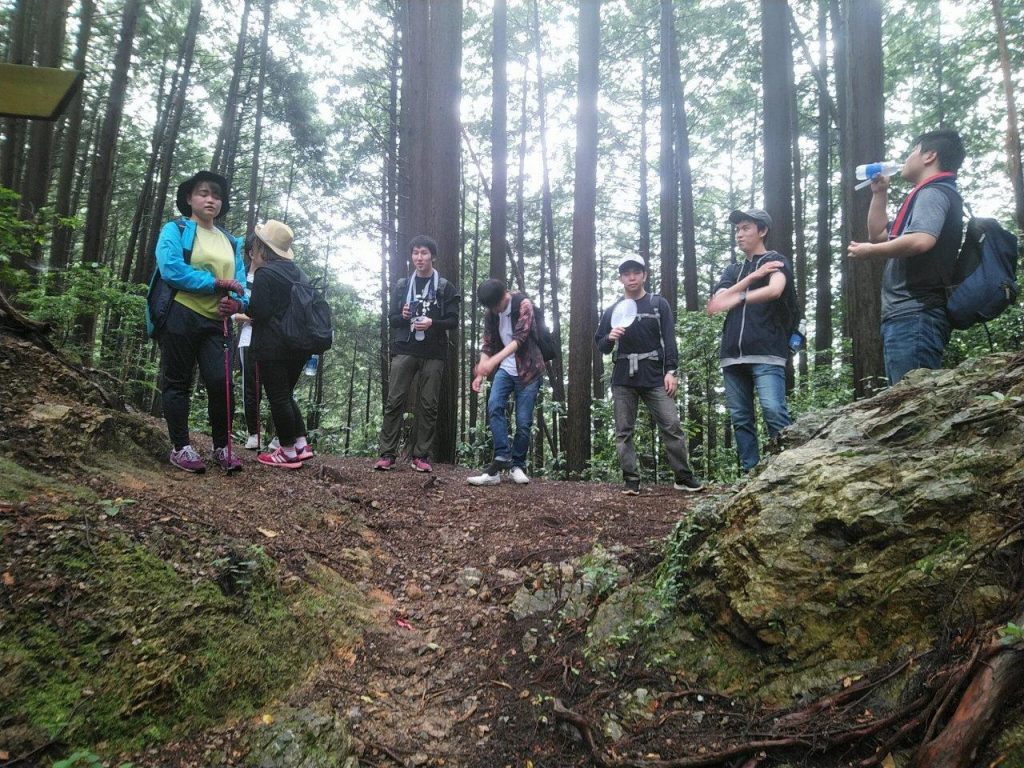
[408,235,438,259]
[914,129,965,173]
[476,278,507,308]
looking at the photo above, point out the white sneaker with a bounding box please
[244,434,260,450]
[509,466,530,484]
[468,471,501,486]
[268,436,280,450]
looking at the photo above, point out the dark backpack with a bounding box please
[946,216,1020,330]
[265,262,333,354]
[729,253,805,352]
[145,218,237,339]
[510,293,559,362]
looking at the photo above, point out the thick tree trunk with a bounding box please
[0,0,31,193]
[639,59,651,270]
[212,0,252,175]
[76,0,142,362]
[992,0,1024,230]
[247,0,272,235]
[489,0,508,284]
[566,0,600,477]
[398,0,462,463]
[813,0,833,369]
[761,0,795,265]
[382,0,399,410]
[15,0,68,274]
[49,0,94,280]
[513,75,527,294]
[840,0,886,396]
[531,0,565,409]
[657,0,678,310]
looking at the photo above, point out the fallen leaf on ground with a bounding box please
[257,527,279,538]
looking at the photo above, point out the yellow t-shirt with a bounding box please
[175,225,236,320]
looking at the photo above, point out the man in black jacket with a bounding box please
[707,209,793,473]
[374,236,461,473]
[595,256,703,495]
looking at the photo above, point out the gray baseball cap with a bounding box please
[617,256,647,272]
[728,208,772,231]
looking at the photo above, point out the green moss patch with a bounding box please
[1,486,366,758]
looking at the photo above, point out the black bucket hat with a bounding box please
[176,170,230,217]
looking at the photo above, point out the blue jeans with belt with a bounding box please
[723,363,791,472]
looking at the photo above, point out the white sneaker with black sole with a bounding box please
[509,466,530,484]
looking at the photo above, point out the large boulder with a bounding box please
[595,354,1024,703]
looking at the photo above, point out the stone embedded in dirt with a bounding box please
[405,581,425,600]
[496,568,521,583]
[456,566,484,590]
[244,704,357,768]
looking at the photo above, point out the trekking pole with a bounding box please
[222,312,236,468]
[255,360,261,450]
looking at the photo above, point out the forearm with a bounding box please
[489,339,519,366]
[855,232,937,261]
[866,193,890,243]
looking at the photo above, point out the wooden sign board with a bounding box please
[0,63,84,121]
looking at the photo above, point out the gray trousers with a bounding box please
[378,354,444,460]
[612,385,693,482]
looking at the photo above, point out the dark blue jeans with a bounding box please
[487,369,541,468]
[881,307,951,385]
[723,363,791,472]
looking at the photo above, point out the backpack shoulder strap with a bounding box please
[174,217,194,265]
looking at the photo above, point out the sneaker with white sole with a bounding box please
[673,473,704,492]
[468,459,509,486]
[622,479,640,496]
[295,445,314,462]
[170,445,206,473]
[257,447,302,469]
[509,466,530,484]
[244,434,260,450]
[268,437,280,451]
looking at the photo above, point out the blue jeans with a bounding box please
[487,369,542,468]
[881,307,951,386]
[723,363,791,472]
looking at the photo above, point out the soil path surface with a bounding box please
[137,450,710,767]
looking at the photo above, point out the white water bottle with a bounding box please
[855,161,900,190]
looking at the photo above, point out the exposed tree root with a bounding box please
[552,627,1024,768]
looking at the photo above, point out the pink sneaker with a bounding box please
[257,447,303,469]
[170,446,206,473]
[374,456,395,471]
[410,457,432,473]
[213,446,243,473]
[295,445,314,462]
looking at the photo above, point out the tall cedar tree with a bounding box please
[992,0,1024,229]
[658,0,678,309]
[814,0,833,367]
[490,0,508,283]
[567,0,600,477]
[841,0,886,395]
[76,0,142,362]
[397,0,463,463]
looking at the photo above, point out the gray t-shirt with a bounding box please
[881,186,952,321]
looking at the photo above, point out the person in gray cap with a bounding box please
[706,209,793,473]
[595,256,703,495]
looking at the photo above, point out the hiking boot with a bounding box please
[374,455,396,471]
[295,445,314,462]
[673,473,704,493]
[244,434,260,450]
[170,445,206,473]
[468,459,509,486]
[509,466,530,485]
[257,447,303,469]
[213,446,243,473]
[411,457,432,473]
[622,479,640,496]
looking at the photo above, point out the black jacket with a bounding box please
[714,252,793,365]
[388,274,461,360]
[249,259,310,362]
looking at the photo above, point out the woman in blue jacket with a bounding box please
[154,170,247,474]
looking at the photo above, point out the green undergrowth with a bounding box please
[0,460,367,762]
